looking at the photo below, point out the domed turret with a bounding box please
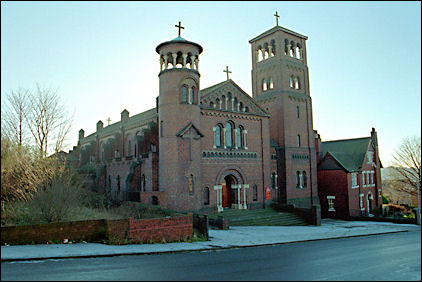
[157,22,204,211]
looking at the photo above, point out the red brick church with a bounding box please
[68,16,381,216]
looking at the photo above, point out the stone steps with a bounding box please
[208,208,309,226]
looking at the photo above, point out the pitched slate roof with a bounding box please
[81,108,157,144]
[321,137,371,172]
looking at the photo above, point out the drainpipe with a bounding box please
[260,118,265,208]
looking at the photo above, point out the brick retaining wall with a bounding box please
[1,214,194,245]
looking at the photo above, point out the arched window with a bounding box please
[117,175,121,191]
[294,77,300,89]
[215,124,223,148]
[245,106,249,113]
[151,196,159,206]
[188,174,194,194]
[284,39,289,55]
[239,102,243,112]
[302,171,307,188]
[269,78,274,89]
[182,86,188,103]
[237,125,244,149]
[222,95,226,110]
[289,76,294,88]
[210,101,214,108]
[216,98,221,109]
[296,171,301,188]
[258,48,264,61]
[262,79,267,91]
[271,172,276,189]
[141,174,146,192]
[108,175,111,188]
[297,135,301,147]
[290,41,295,57]
[295,45,301,59]
[225,121,234,148]
[189,87,194,104]
[234,97,238,111]
[253,184,258,201]
[296,105,300,119]
[203,187,210,205]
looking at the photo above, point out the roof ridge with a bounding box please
[322,136,370,143]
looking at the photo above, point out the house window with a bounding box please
[367,151,374,164]
[204,187,210,205]
[366,172,370,187]
[253,184,258,201]
[352,173,359,188]
[182,86,188,103]
[327,196,335,211]
[362,171,366,187]
[360,193,365,210]
[370,171,374,186]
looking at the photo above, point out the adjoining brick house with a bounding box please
[315,128,383,219]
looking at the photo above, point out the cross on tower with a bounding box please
[274,11,280,26]
[106,117,111,126]
[223,66,232,80]
[175,21,185,37]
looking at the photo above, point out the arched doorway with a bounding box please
[222,175,237,208]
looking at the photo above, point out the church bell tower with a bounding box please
[156,22,204,211]
[249,13,319,208]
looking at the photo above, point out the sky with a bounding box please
[1,1,421,165]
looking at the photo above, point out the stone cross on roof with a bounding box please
[106,117,111,126]
[223,66,232,80]
[175,21,185,37]
[274,11,280,26]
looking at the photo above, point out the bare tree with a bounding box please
[390,136,421,203]
[26,84,73,158]
[1,88,31,146]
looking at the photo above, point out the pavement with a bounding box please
[1,219,420,262]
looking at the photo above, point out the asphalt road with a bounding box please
[2,230,420,281]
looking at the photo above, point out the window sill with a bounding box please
[328,208,336,212]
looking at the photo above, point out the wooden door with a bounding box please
[222,181,231,208]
